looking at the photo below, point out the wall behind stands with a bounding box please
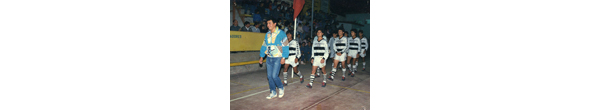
[345,13,370,39]
[230,6,243,27]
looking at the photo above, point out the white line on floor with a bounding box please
[230,80,301,102]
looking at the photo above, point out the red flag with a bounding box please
[293,0,305,19]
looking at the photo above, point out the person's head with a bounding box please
[359,30,364,37]
[244,21,250,27]
[333,32,338,37]
[286,31,292,40]
[350,29,357,38]
[260,2,264,6]
[337,29,344,37]
[317,28,323,38]
[254,22,260,27]
[255,10,260,14]
[266,18,277,31]
[233,19,238,26]
[344,31,348,37]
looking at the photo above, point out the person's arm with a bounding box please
[310,39,315,60]
[365,38,369,51]
[259,34,268,64]
[280,33,289,59]
[323,39,329,61]
[357,39,361,52]
[345,38,350,53]
[295,41,301,59]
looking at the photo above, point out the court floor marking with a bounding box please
[230,77,370,103]
[230,77,300,96]
[230,81,252,87]
[301,77,369,110]
[230,80,301,102]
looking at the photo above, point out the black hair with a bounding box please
[286,31,292,35]
[358,30,363,33]
[244,21,250,25]
[316,28,324,33]
[350,29,357,33]
[337,28,344,31]
[254,22,260,26]
[266,18,276,24]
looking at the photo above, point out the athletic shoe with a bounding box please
[351,73,355,77]
[348,71,352,75]
[315,73,320,77]
[283,81,287,86]
[306,84,312,88]
[278,87,284,98]
[322,82,326,87]
[300,77,304,83]
[266,92,277,99]
[342,76,346,81]
[328,75,334,81]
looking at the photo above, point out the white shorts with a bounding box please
[312,57,326,68]
[347,51,359,58]
[359,50,366,57]
[285,57,299,67]
[333,53,346,62]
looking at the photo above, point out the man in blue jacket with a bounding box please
[259,18,289,99]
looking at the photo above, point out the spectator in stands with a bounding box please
[253,10,262,23]
[297,23,304,36]
[302,23,309,35]
[273,5,282,19]
[231,19,241,31]
[260,25,268,33]
[241,21,252,32]
[257,2,266,17]
[251,22,261,32]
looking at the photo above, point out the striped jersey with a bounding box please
[286,39,301,59]
[347,36,361,52]
[311,36,329,60]
[360,37,369,52]
[334,36,349,53]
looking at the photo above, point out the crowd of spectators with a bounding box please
[231,0,346,64]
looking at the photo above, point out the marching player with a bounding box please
[282,31,303,85]
[328,29,349,81]
[358,30,369,71]
[306,29,329,88]
[313,33,327,78]
[346,29,361,77]
[329,32,337,70]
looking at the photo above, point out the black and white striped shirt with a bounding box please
[334,36,349,53]
[360,37,369,52]
[347,36,361,52]
[311,36,329,60]
[287,39,301,59]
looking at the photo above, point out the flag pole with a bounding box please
[294,18,297,39]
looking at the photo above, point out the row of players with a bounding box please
[281,28,369,88]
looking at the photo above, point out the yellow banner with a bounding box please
[230,31,266,51]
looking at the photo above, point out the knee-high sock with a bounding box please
[309,74,315,86]
[331,67,337,75]
[323,72,327,83]
[363,62,366,69]
[347,64,352,71]
[283,72,288,83]
[342,68,346,77]
[297,71,303,78]
[354,62,358,71]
